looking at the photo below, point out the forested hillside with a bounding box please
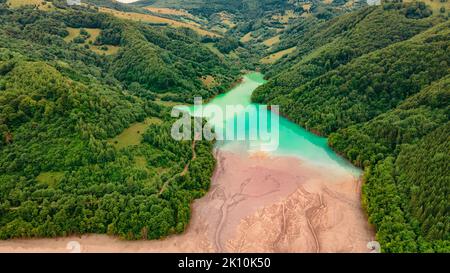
[134,0,367,70]
[1,0,448,253]
[261,3,438,77]
[5,1,239,99]
[252,2,449,252]
[135,0,365,19]
[134,0,298,18]
[330,76,449,252]
[0,2,226,239]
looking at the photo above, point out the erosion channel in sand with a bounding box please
[0,73,374,253]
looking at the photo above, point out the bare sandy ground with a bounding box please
[0,150,374,253]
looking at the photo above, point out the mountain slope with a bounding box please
[2,2,239,99]
[251,3,449,252]
[1,0,448,252]
[329,76,449,252]
[0,2,222,240]
[253,8,448,135]
[262,3,438,78]
[134,0,297,18]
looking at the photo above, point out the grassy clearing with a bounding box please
[205,43,225,59]
[228,50,239,59]
[210,25,228,34]
[240,32,253,43]
[221,18,236,28]
[64,27,120,55]
[144,6,193,17]
[90,45,120,55]
[64,28,101,43]
[344,0,356,8]
[263,35,280,47]
[154,99,182,108]
[64,27,80,43]
[99,7,220,37]
[134,156,148,169]
[260,47,296,64]
[108,117,162,149]
[200,75,217,88]
[303,4,313,13]
[6,0,54,10]
[272,10,297,24]
[84,28,101,43]
[216,12,236,28]
[7,0,41,7]
[36,172,64,187]
[404,0,450,14]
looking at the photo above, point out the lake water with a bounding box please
[186,72,361,176]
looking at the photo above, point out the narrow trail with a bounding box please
[158,137,197,195]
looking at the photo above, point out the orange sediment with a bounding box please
[0,151,374,253]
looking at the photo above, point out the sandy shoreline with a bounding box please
[0,151,374,253]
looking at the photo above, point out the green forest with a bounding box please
[0,1,235,239]
[253,3,449,252]
[0,0,448,253]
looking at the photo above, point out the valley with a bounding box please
[0,73,374,253]
[0,0,448,254]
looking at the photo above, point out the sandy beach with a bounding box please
[0,150,374,253]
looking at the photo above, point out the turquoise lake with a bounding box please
[186,72,361,176]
